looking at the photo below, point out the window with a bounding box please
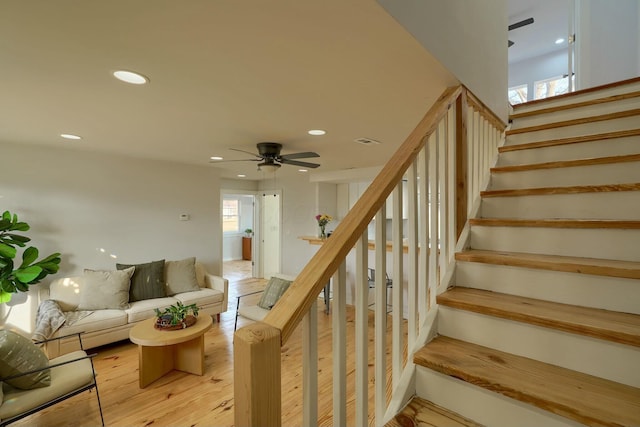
[534,75,574,100]
[222,199,240,232]
[508,84,528,105]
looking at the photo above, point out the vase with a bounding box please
[319,224,326,239]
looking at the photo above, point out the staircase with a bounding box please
[394,79,640,427]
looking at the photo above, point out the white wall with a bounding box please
[378,0,509,121]
[576,0,640,89]
[0,142,222,331]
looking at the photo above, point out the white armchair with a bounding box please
[0,332,104,427]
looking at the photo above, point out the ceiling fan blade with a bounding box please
[508,17,534,31]
[280,151,320,160]
[209,158,260,163]
[229,147,260,157]
[280,158,320,168]
[508,40,515,47]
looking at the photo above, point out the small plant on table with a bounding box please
[154,302,199,330]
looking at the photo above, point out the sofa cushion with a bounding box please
[173,288,223,307]
[237,305,269,323]
[257,276,292,310]
[116,259,166,302]
[77,267,134,310]
[125,297,179,323]
[165,258,200,296]
[57,310,127,335]
[0,330,50,390]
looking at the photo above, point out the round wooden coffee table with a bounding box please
[129,315,213,388]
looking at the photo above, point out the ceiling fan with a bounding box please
[508,17,534,47]
[211,142,321,170]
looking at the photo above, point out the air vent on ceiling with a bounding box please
[354,137,381,145]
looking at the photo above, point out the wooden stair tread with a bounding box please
[491,153,640,173]
[469,218,640,229]
[414,336,640,427]
[386,397,484,427]
[499,128,640,153]
[511,76,640,110]
[481,183,640,198]
[509,91,640,120]
[438,287,640,347]
[454,249,640,280]
[505,108,640,136]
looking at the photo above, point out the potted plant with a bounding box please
[0,210,61,303]
[154,301,199,330]
[244,228,253,237]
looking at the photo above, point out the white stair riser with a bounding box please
[454,262,640,314]
[416,368,585,427]
[497,136,640,166]
[437,307,640,388]
[510,96,640,130]
[490,162,640,190]
[511,81,640,115]
[480,192,640,220]
[470,226,640,262]
[506,115,639,146]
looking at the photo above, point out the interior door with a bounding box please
[261,192,281,279]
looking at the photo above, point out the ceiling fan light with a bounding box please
[258,163,280,172]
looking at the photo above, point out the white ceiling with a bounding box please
[1,1,557,181]
[0,0,456,181]
[508,0,570,64]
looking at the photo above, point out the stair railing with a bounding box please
[234,85,505,427]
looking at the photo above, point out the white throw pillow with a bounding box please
[77,267,135,310]
[165,257,200,295]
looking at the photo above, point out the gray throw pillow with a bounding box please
[116,260,166,302]
[257,276,292,310]
[165,257,200,295]
[77,267,135,310]
[0,330,51,389]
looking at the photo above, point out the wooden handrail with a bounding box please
[263,85,463,344]
[465,86,507,131]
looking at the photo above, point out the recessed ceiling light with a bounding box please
[555,38,565,45]
[60,133,82,140]
[113,70,148,85]
[210,156,223,160]
[237,174,246,178]
[354,137,381,145]
[298,169,308,173]
[308,129,326,136]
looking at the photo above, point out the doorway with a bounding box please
[222,192,256,281]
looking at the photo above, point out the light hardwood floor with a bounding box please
[15,277,404,427]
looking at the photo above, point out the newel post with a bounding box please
[455,90,468,239]
[234,322,282,427]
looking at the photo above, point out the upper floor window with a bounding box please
[508,84,528,105]
[534,74,574,100]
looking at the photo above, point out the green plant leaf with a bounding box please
[38,253,61,263]
[12,222,30,232]
[20,246,39,268]
[0,290,11,303]
[0,219,11,231]
[1,211,10,221]
[0,243,17,259]
[15,265,42,284]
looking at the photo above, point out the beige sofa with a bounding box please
[38,261,228,358]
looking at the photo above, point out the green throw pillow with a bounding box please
[117,259,166,302]
[257,276,292,310]
[0,330,51,389]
